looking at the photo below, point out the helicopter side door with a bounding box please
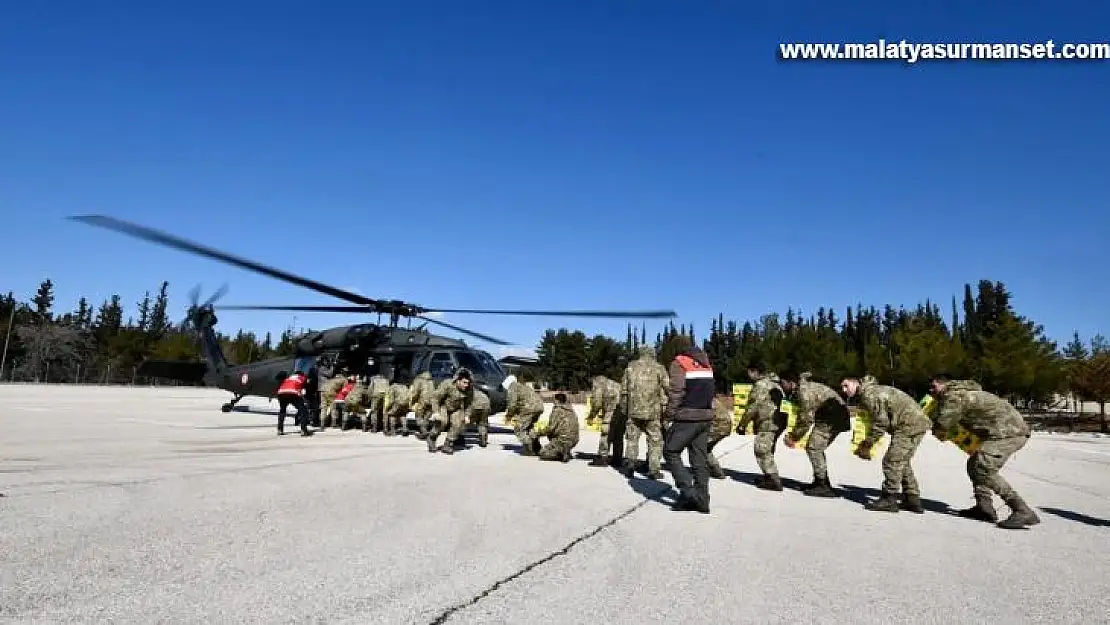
[426,351,458,384]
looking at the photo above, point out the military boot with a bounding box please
[756,474,784,491]
[415,423,428,440]
[520,439,536,456]
[708,463,726,479]
[865,493,900,512]
[426,433,439,453]
[957,495,998,523]
[620,460,637,478]
[804,476,837,498]
[997,495,1041,529]
[646,469,665,480]
[588,454,610,467]
[438,444,454,455]
[901,493,925,514]
[478,430,488,448]
[695,484,711,514]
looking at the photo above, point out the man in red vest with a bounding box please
[663,336,715,514]
[277,370,313,437]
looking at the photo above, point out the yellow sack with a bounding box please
[850,409,887,459]
[781,400,811,448]
[533,414,549,436]
[732,383,754,434]
[920,396,982,454]
[583,396,601,432]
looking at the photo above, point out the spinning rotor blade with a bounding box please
[69,215,377,307]
[417,315,510,346]
[217,305,372,312]
[203,283,229,308]
[419,307,677,319]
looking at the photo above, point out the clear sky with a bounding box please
[2,1,1107,359]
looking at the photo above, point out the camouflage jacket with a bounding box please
[506,380,544,419]
[386,383,411,413]
[345,381,370,412]
[621,349,669,420]
[588,376,622,418]
[737,373,783,433]
[432,378,477,416]
[321,376,346,402]
[471,388,491,415]
[546,404,581,447]
[858,375,931,444]
[368,374,390,398]
[789,374,850,438]
[409,372,436,408]
[710,397,734,440]
[933,380,1029,440]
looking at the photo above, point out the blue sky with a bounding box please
[2,1,1107,358]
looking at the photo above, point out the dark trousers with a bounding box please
[664,420,711,501]
[278,395,309,435]
[306,394,321,427]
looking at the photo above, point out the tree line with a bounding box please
[533,279,1109,431]
[1,279,303,384]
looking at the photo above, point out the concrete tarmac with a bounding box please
[1,385,1108,624]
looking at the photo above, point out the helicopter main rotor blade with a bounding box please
[68,215,379,307]
[418,315,511,346]
[217,305,373,313]
[420,307,677,319]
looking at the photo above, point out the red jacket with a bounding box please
[277,373,307,396]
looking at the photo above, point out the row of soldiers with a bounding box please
[581,345,1040,529]
[314,366,581,459]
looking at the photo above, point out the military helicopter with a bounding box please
[70,214,677,414]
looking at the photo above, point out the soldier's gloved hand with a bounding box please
[855,439,873,460]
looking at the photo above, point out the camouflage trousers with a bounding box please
[364,396,386,431]
[806,423,847,481]
[513,408,544,449]
[385,406,410,434]
[538,438,575,462]
[967,434,1028,501]
[754,425,785,476]
[412,403,434,434]
[706,423,732,473]
[881,432,925,496]
[595,406,617,457]
[468,409,491,443]
[625,416,663,474]
[427,410,467,450]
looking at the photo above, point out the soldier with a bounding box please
[841,374,931,514]
[468,386,492,448]
[736,361,786,491]
[305,366,322,428]
[427,368,479,454]
[620,346,669,479]
[537,393,580,462]
[779,370,852,498]
[275,370,313,437]
[662,336,716,513]
[585,374,623,466]
[929,374,1040,529]
[320,372,347,429]
[502,374,545,455]
[365,373,390,433]
[706,395,734,479]
[384,382,412,436]
[409,371,436,439]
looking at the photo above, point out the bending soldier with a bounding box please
[780,370,851,497]
[841,374,930,514]
[320,372,347,429]
[586,375,623,467]
[409,371,436,439]
[706,396,734,479]
[737,361,786,491]
[384,382,412,436]
[365,373,390,433]
[427,368,478,455]
[621,346,669,479]
[468,387,492,448]
[305,366,321,428]
[503,374,545,455]
[538,393,580,462]
[929,374,1039,529]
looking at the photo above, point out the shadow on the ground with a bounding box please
[1040,506,1110,527]
[838,484,954,514]
[627,475,676,505]
[722,468,810,491]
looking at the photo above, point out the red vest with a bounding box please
[277,373,307,396]
[336,381,355,401]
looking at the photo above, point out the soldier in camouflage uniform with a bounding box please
[365,373,390,433]
[736,361,787,491]
[467,386,492,448]
[343,377,371,430]
[780,370,851,497]
[706,396,734,479]
[586,374,623,467]
[930,374,1039,529]
[320,373,347,429]
[842,374,931,514]
[502,374,545,455]
[620,346,669,479]
[538,393,580,462]
[427,368,480,455]
[384,382,412,437]
[409,371,436,439]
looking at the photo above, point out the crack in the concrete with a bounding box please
[426,439,752,624]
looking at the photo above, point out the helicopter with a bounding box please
[69,214,678,415]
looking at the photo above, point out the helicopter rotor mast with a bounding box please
[68,214,678,347]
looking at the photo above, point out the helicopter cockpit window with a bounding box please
[293,356,317,373]
[427,353,456,378]
[454,351,499,377]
